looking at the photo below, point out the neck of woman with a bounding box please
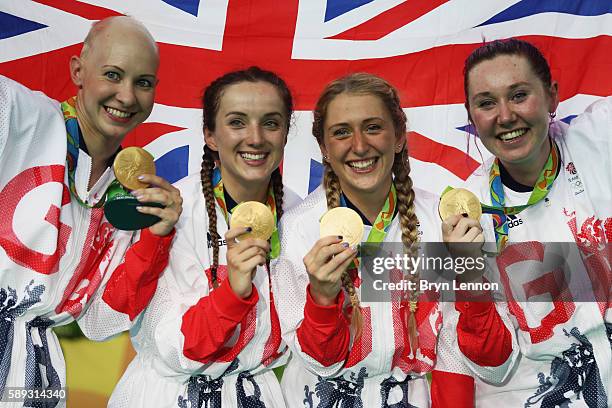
[222,174,269,204]
[76,109,121,190]
[501,138,552,187]
[341,177,391,225]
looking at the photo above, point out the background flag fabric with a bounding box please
[1,1,610,405]
[1,1,610,197]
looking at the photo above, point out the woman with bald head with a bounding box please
[0,16,181,407]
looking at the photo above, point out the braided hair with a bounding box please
[202,67,293,287]
[312,73,420,347]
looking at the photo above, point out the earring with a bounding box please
[322,154,328,161]
[549,111,557,120]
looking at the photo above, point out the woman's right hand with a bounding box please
[303,236,357,306]
[225,227,270,299]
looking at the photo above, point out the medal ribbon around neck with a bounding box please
[340,183,397,270]
[212,167,280,259]
[62,97,108,208]
[486,140,560,253]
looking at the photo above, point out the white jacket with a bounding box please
[272,186,496,407]
[110,173,301,408]
[461,97,612,407]
[0,75,173,408]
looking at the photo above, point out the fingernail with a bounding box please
[351,245,359,252]
[138,175,145,180]
[136,206,143,211]
[342,242,349,248]
[462,213,468,217]
[135,195,143,201]
[130,190,139,196]
[246,227,252,232]
[338,235,343,239]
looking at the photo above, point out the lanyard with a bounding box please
[487,140,560,252]
[340,183,397,269]
[212,168,280,259]
[61,97,108,208]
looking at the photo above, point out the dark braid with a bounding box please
[201,145,221,288]
[270,168,284,221]
[201,67,293,288]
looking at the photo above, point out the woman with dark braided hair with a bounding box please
[272,73,476,407]
[447,38,611,407]
[109,66,300,408]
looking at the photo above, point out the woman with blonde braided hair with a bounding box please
[272,73,476,407]
[109,66,301,408]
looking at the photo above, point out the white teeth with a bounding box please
[106,107,131,118]
[499,129,527,141]
[348,158,376,169]
[240,152,266,160]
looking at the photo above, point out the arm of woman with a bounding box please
[76,175,181,340]
[272,215,355,378]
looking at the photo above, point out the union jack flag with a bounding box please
[1,0,611,197]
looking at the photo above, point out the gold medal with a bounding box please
[439,188,482,221]
[113,147,156,190]
[230,201,275,240]
[320,207,364,247]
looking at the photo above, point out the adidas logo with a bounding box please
[507,214,524,228]
[207,231,227,248]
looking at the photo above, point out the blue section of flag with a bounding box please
[308,159,323,193]
[479,0,612,26]
[0,11,47,40]
[155,145,190,184]
[161,0,200,17]
[325,0,374,21]
[560,114,577,124]
[456,124,477,136]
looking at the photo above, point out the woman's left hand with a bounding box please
[131,174,183,236]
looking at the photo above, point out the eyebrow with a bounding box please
[327,116,382,130]
[101,65,157,78]
[224,111,283,117]
[471,82,532,99]
[102,65,124,72]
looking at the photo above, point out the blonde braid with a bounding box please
[323,163,364,339]
[201,146,220,288]
[392,147,420,353]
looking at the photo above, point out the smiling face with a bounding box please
[320,92,403,199]
[70,18,159,149]
[466,54,558,175]
[204,81,288,191]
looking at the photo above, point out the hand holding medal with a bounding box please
[439,187,485,279]
[105,147,182,235]
[225,201,275,299]
[301,207,362,306]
